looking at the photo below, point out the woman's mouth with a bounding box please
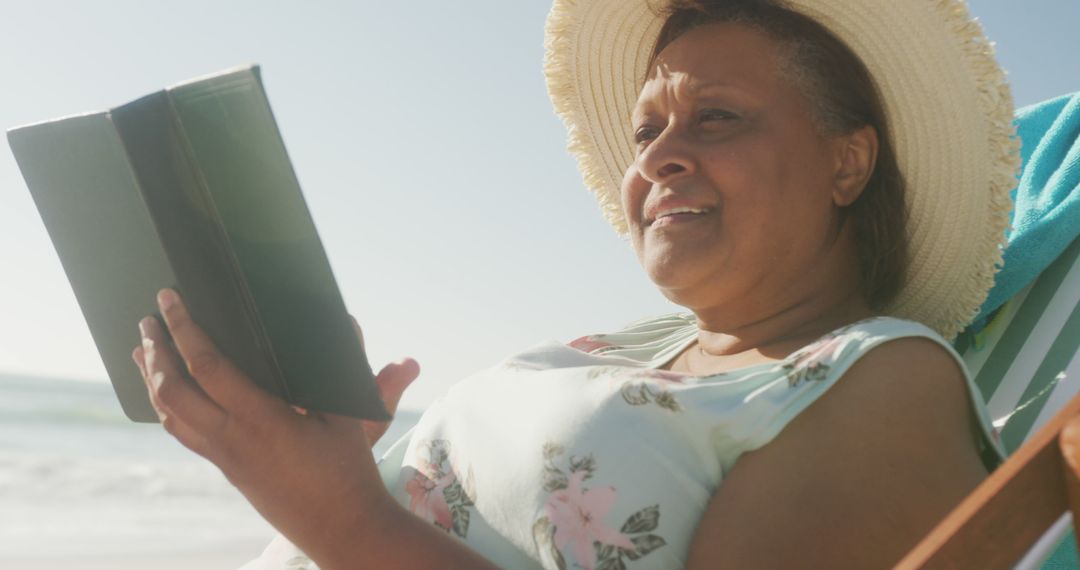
[650,206,712,227]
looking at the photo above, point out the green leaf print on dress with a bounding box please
[782,334,847,387]
[533,444,667,570]
[781,318,882,387]
[619,383,683,412]
[587,367,687,413]
[402,439,475,538]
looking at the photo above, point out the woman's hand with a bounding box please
[129,289,411,564]
[350,316,420,448]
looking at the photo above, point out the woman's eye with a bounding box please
[634,126,661,144]
[699,109,738,122]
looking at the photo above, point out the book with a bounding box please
[7,65,389,423]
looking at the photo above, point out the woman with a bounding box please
[133,0,1018,567]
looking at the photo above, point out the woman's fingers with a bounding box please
[375,358,420,417]
[132,346,148,379]
[155,288,282,419]
[348,314,418,414]
[355,358,419,446]
[135,316,226,447]
[348,314,419,446]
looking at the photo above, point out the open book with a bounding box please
[7,65,389,422]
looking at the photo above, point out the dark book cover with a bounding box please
[8,65,389,423]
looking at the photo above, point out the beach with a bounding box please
[0,373,420,568]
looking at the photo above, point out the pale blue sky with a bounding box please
[1,1,1077,410]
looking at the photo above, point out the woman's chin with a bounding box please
[643,258,708,293]
[641,252,743,310]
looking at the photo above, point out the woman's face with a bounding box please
[623,22,860,311]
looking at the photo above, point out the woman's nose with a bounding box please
[635,128,696,185]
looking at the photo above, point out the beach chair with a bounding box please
[897,234,1080,568]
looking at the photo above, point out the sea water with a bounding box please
[0,374,421,558]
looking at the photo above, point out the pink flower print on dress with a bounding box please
[402,439,475,537]
[543,470,635,570]
[783,334,848,387]
[568,335,614,354]
[533,444,667,569]
[404,466,455,531]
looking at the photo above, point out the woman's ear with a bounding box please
[832,125,879,207]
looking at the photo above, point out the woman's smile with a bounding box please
[650,208,713,228]
[645,195,716,228]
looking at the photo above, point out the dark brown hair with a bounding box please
[650,0,908,311]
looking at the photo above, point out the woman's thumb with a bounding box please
[375,358,420,415]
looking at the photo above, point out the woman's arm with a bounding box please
[132,288,499,570]
[685,337,990,569]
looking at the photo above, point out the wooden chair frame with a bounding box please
[899,377,1079,569]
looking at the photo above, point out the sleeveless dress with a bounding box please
[244,314,1006,570]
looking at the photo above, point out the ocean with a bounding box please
[0,373,421,560]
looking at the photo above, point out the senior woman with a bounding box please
[132,0,1019,568]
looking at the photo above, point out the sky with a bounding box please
[0,0,1077,411]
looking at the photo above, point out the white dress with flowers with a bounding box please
[245,314,1005,570]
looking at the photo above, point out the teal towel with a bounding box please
[973,92,1080,327]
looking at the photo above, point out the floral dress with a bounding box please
[243,315,1005,570]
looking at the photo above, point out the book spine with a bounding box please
[167,68,387,421]
[110,92,288,402]
[161,90,293,403]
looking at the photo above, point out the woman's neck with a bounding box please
[664,215,876,370]
[664,287,872,376]
[686,235,874,365]
[693,289,873,359]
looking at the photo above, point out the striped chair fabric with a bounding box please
[953,234,1080,568]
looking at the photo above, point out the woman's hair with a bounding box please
[649,0,908,311]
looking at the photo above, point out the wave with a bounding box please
[0,373,425,428]
[0,374,129,426]
[0,373,424,558]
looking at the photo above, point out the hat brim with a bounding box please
[544,0,1020,340]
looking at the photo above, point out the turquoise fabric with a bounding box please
[975,92,1080,328]
[1042,533,1079,569]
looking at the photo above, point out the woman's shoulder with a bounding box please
[823,317,975,422]
[798,316,955,363]
[693,315,979,457]
[775,316,962,388]
[817,315,944,343]
[693,323,995,570]
[811,316,970,401]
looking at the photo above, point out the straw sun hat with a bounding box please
[543,0,1021,340]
